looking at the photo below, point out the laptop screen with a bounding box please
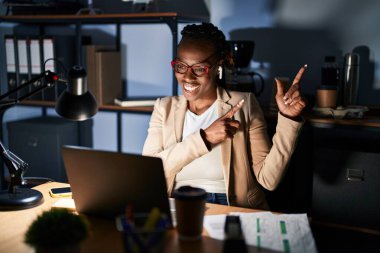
[61,145,172,227]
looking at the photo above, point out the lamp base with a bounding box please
[0,188,44,210]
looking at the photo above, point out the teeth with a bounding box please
[184,84,199,92]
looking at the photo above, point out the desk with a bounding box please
[0,182,265,253]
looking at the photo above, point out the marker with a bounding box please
[143,207,161,231]
[146,216,168,250]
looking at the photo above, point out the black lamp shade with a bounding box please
[55,66,98,121]
[55,91,98,121]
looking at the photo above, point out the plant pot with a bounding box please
[36,244,81,253]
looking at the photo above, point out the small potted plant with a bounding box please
[25,209,89,253]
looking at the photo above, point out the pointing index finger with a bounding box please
[284,64,307,100]
[292,64,307,86]
[221,99,245,119]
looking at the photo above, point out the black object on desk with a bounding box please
[223,215,248,253]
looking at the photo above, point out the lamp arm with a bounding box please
[0,70,59,105]
[0,141,28,193]
[0,70,59,192]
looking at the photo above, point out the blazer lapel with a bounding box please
[217,87,233,192]
[174,96,187,142]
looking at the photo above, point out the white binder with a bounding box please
[16,37,29,97]
[5,36,17,99]
[29,37,43,100]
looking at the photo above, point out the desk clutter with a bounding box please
[204,212,317,253]
[313,53,369,119]
[115,207,169,253]
[312,105,369,119]
[50,194,317,253]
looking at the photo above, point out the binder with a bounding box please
[95,50,122,105]
[16,37,29,98]
[85,45,121,106]
[28,36,43,100]
[41,36,56,101]
[4,36,17,99]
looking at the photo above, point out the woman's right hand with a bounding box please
[203,99,244,146]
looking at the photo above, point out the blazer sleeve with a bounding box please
[248,94,304,191]
[142,98,209,179]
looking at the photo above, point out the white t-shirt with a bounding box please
[175,101,226,193]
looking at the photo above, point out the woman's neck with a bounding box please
[188,96,217,115]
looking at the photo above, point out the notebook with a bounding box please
[61,145,172,227]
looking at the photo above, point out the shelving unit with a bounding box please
[0,12,209,187]
[1,12,209,96]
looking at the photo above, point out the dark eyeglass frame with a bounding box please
[171,60,216,77]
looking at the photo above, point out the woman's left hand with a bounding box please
[275,64,308,118]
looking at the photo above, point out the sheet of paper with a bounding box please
[51,198,76,211]
[204,212,317,253]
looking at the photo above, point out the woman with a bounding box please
[143,23,306,209]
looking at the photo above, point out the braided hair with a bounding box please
[180,23,234,68]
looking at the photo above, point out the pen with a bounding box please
[125,204,135,226]
[146,215,168,250]
[121,217,147,253]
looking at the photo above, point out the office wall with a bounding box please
[1,0,380,154]
[118,0,380,153]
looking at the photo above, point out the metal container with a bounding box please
[343,53,360,106]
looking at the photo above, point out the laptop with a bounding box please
[61,145,172,227]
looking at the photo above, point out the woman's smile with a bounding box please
[183,83,200,94]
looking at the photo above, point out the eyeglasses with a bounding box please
[171,60,215,77]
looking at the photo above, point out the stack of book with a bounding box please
[114,97,159,107]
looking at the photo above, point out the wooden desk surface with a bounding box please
[0,182,263,253]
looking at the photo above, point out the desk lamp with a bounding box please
[0,65,97,210]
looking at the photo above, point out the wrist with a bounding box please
[200,129,211,151]
[279,112,303,122]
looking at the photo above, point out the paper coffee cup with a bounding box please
[173,186,207,241]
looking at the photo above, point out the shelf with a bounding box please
[20,101,380,127]
[0,12,209,25]
[263,107,380,129]
[19,100,153,114]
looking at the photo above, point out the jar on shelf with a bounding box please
[321,56,340,87]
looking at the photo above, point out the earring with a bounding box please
[218,66,223,79]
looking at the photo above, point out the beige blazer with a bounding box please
[143,87,303,209]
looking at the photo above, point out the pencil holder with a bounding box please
[116,212,168,253]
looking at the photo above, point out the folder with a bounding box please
[95,50,122,105]
[16,37,29,98]
[28,36,43,100]
[85,45,122,105]
[4,35,17,99]
[41,36,56,101]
